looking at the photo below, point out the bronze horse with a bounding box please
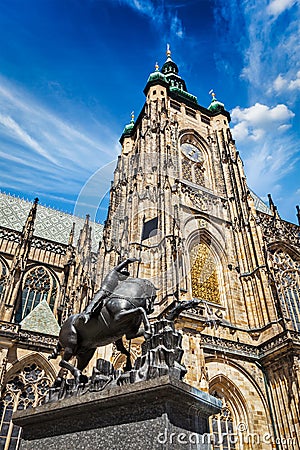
[49,261,157,384]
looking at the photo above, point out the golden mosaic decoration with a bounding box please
[190,243,220,303]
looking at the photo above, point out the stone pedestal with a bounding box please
[14,375,221,450]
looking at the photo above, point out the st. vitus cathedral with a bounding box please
[0,48,300,449]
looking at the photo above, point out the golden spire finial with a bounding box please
[131,111,135,123]
[166,43,171,58]
[209,89,216,99]
[155,61,159,71]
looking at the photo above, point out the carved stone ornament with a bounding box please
[257,212,300,248]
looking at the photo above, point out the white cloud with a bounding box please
[213,0,300,222]
[230,103,299,220]
[119,0,185,39]
[0,76,120,212]
[272,71,300,94]
[267,0,297,17]
[224,0,300,105]
[273,74,288,93]
[231,103,294,141]
[0,114,59,165]
[231,102,298,208]
[278,123,292,131]
[288,70,300,90]
[170,13,184,39]
[243,138,298,195]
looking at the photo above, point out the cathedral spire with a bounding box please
[166,43,172,60]
[130,111,135,124]
[268,193,280,218]
[161,44,179,76]
[68,222,75,247]
[1,197,39,321]
[16,197,39,267]
[77,214,90,250]
[21,197,38,242]
[161,45,189,94]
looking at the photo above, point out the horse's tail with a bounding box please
[48,341,62,361]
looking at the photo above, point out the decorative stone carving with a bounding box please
[0,227,21,243]
[268,248,300,331]
[31,237,67,255]
[257,212,300,247]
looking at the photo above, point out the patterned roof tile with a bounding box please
[0,192,103,252]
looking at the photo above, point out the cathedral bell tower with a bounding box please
[98,47,279,338]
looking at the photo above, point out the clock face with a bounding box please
[181,143,203,163]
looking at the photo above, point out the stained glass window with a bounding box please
[15,266,57,323]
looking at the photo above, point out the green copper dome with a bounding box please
[161,59,179,75]
[121,112,135,138]
[161,46,179,76]
[122,122,134,134]
[160,45,187,92]
[208,91,225,113]
[147,62,168,84]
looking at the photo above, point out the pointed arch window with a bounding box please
[190,243,220,304]
[180,135,207,187]
[0,362,52,450]
[210,399,237,450]
[15,266,57,323]
[0,257,7,302]
[270,249,300,332]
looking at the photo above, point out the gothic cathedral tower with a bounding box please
[98,48,300,448]
[99,47,277,330]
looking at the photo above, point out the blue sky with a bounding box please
[0,0,299,224]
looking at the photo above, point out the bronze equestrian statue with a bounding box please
[49,258,157,384]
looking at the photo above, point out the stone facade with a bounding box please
[1,49,300,450]
[0,194,105,450]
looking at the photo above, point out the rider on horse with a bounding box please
[83,257,139,321]
[49,257,155,384]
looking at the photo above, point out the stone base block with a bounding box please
[13,375,221,450]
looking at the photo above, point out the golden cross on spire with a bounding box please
[166,43,171,58]
[209,89,216,99]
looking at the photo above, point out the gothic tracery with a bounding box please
[0,361,53,449]
[270,248,300,332]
